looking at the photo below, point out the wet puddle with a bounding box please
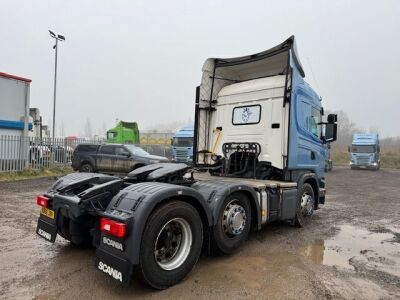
[301,225,400,276]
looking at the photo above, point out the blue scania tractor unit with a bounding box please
[35,36,337,290]
[171,125,194,163]
[349,133,380,170]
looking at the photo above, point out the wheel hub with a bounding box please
[301,193,313,216]
[223,202,247,236]
[154,218,192,271]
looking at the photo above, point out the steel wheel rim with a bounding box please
[154,217,192,271]
[222,199,247,237]
[82,165,91,172]
[300,192,314,216]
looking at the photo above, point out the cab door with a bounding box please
[97,145,116,173]
[294,94,325,175]
[114,146,133,173]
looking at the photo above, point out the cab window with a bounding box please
[116,146,130,156]
[311,107,321,137]
[107,132,117,139]
[99,145,115,155]
[299,98,321,138]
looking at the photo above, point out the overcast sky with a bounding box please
[1,0,399,137]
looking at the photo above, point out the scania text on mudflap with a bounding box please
[35,36,337,289]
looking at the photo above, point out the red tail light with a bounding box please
[36,195,49,208]
[100,218,126,238]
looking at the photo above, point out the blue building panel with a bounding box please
[0,119,33,130]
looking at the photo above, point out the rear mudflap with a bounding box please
[95,247,133,285]
[36,216,58,243]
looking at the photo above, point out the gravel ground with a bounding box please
[0,167,399,299]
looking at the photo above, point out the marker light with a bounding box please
[36,195,49,208]
[100,218,126,238]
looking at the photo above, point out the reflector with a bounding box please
[100,218,126,238]
[36,195,49,208]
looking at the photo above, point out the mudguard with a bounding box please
[47,172,119,195]
[97,182,212,266]
[297,173,321,207]
[37,172,122,245]
[191,180,261,230]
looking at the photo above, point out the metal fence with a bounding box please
[0,135,172,173]
[140,132,174,145]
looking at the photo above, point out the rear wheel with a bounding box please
[138,201,203,289]
[80,162,94,173]
[294,183,315,227]
[211,192,251,254]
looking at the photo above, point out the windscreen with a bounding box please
[173,137,193,147]
[107,131,117,139]
[351,145,376,153]
[124,144,150,156]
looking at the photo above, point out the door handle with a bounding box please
[311,151,316,160]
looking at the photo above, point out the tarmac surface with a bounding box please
[0,167,399,299]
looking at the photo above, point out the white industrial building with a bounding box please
[0,72,32,135]
[0,72,32,170]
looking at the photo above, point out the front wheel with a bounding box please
[79,163,94,173]
[138,201,203,289]
[294,183,315,227]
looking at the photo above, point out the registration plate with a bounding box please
[40,207,55,219]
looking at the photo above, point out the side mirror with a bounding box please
[324,123,337,143]
[377,145,380,153]
[348,145,350,152]
[170,139,174,145]
[327,114,337,124]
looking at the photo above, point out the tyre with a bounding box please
[294,183,315,227]
[211,192,251,255]
[138,201,203,289]
[79,162,94,173]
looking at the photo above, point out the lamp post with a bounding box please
[49,30,65,140]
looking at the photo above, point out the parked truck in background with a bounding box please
[349,133,380,170]
[35,36,337,289]
[106,121,140,144]
[171,125,194,163]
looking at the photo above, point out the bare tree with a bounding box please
[326,110,360,150]
[102,121,108,138]
[59,121,65,137]
[84,118,93,138]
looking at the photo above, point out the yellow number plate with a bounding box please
[40,207,55,219]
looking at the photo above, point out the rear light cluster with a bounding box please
[36,195,50,208]
[100,218,126,238]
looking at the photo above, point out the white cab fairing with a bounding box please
[208,75,289,169]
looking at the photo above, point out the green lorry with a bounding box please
[106,121,140,144]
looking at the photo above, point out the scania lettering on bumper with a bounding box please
[98,261,123,282]
[38,228,52,241]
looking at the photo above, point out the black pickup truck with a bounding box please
[71,143,169,175]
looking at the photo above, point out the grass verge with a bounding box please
[0,166,73,182]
